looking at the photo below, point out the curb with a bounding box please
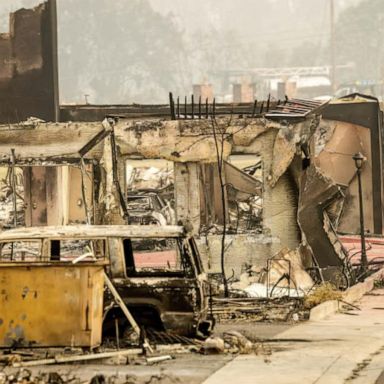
[309,267,384,321]
[309,300,339,321]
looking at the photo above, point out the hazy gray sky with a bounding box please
[0,0,375,104]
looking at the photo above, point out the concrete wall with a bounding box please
[196,233,282,277]
[232,127,301,251]
[0,1,59,123]
[112,117,305,272]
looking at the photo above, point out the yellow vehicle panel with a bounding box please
[0,263,104,347]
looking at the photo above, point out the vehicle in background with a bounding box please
[127,190,176,225]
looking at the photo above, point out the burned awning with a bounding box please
[265,98,329,120]
[0,120,109,165]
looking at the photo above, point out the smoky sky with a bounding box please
[0,0,374,104]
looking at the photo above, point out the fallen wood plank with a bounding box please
[146,355,172,364]
[104,273,141,336]
[104,273,154,354]
[12,349,143,367]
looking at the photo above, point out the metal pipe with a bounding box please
[353,152,368,274]
[357,166,368,271]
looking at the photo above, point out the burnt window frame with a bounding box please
[44,237,108,262]
[122,236,195,278]
[0,239,43,262]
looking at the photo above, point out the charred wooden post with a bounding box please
[191,94,194,119]
[10,149,17,229]
[266,94,271,112]
[252,99,257,117]
[169,92,176,120]
[184,96,187,119]
[109,123,129,223]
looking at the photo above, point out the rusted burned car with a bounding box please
[126,191,174,225]
[0,225,213,344]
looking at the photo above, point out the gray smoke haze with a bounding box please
[1,0,382,104]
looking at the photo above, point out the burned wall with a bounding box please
[196,233,282,277]
[320,96,384,235]
[315,119,374,234]
[111,117,309,275]
[0,1,59,123]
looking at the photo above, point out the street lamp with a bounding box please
[352,152,368,274]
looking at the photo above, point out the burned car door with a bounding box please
[108,236,203,336]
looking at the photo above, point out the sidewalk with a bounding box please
[203,289,384,384]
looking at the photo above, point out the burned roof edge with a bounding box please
[0,225,186,240]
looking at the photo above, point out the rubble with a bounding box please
[304,282,343,309]
[126,165,174,191]
[227,247,314,298]
[223,331,253,354]
[201,337,225,354]
[0,370,68,384]
[212,297,307,323]
[201,331,271,356]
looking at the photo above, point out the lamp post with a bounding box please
[352,152,368,274]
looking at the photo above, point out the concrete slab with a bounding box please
[203,290,384,384]
[309,299,339,321]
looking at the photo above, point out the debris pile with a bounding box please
[202,330,272,362]
[227,247,315,298]
[212,296,307,323]
[0,343,195,368]
[126,166,174,191]
[304,282,343,309]
[0,369,182,384]
[0,370,69,384]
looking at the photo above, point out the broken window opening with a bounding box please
[226,155,263,234]
[0,240,41,262]
[123,237,193,277]
[199,155,263,234]
[0,166,25,229]
[125,159,176,226]
[47,238,106,262]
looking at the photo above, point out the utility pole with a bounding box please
[330,0,336,94]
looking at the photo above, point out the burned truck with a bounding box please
[101,225,213,337]
[0,225,212,347]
